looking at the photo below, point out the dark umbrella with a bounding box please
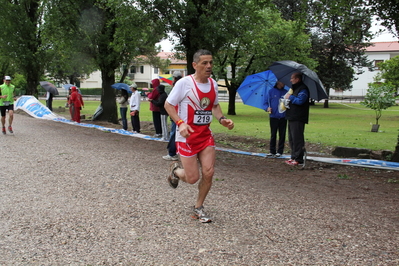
[111,83,132,93]
[63,84,81,94]
[40,81,59,96]
[268,60,328,101]
[237,70,277,110]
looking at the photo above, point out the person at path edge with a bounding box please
[68,86,84,123]
[284,72,309,166]
[0,76,16,134]
[164,49,234,223]
[129,84,141,133]
[265,81,287,157]
[162,71,183,161]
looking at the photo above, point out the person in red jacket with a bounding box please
[68,86,84,123]
[146,79,162,137]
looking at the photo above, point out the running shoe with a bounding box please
[266,153,275,157]
[8,126,13,133]
[167,162,180,188]
[192,206,212,223]
[162,155,179,161]
[285,160,304,166]
[1,127,5,135]
[275,153,282,157]
[285,159,298,165]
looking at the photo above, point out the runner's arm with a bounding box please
[212,104,234,130]
[165,101,194,137]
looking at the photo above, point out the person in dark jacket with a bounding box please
[150,84,168,141]
[146,79,162,138]
[265,81,287,157]
[163,71,183,161]
[284,72,309,166]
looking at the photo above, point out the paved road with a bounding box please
[0,113,398,265]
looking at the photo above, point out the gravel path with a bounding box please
[0,113,398,265]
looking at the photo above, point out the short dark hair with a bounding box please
[292,72,302,81]
[193,49,212,63]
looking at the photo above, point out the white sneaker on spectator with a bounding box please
[163,155,178,161]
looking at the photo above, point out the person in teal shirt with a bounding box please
[0,76,16,134]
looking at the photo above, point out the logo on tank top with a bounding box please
[200,97,211,109]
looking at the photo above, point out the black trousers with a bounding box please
[152,111,162,134]
[46,99,53,111]
[269,117,287,154]
[288,120,306,163]
[131,112,141,133]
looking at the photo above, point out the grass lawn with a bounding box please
[47,99,399,152]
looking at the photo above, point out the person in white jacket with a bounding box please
[129,84,141,133]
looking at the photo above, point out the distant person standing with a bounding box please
[117,89,129,130]
[46,91,54,111]
[265,81,287,157]
[146,79,162,138]
[163,71,183,161]
[284,72,309,166]
[68,86,84,123]
[150,84,168,141]
[0,76,16,134]
[129,84,141,133]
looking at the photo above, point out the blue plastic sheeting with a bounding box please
[15,96,399,171]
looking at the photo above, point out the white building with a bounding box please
[330,41,399,98]
[79,52,187,89]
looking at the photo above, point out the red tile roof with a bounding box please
[367,41,399,52]
[157,52,186,64]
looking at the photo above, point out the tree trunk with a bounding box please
[119,67,128,83]
[186,49,195,75]
[94,69,118,124]
[323,99,329,108]
[227,88,237,115]
[25,64,40,97]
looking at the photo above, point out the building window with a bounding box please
[374,60,384,70]
[130,66,136,74]
[154,68,159,74]
[140,66,144,74]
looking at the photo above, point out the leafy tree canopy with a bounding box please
[367,0,399,37]
[0,0,46,96]
[374,56,399,94]
[307,0,373,107]
[212,7,315,114]
[44,0,165,122]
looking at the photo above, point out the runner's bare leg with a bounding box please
[174,146,215,208]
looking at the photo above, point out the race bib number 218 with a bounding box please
[194,110,212,125]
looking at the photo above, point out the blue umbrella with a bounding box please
[237,70,277,110]
[111,83,132,93]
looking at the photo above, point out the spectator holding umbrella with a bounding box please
[284,72,309,166]
[117,89,129,130]
[265,81,287,157]
[46,91,54,111]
